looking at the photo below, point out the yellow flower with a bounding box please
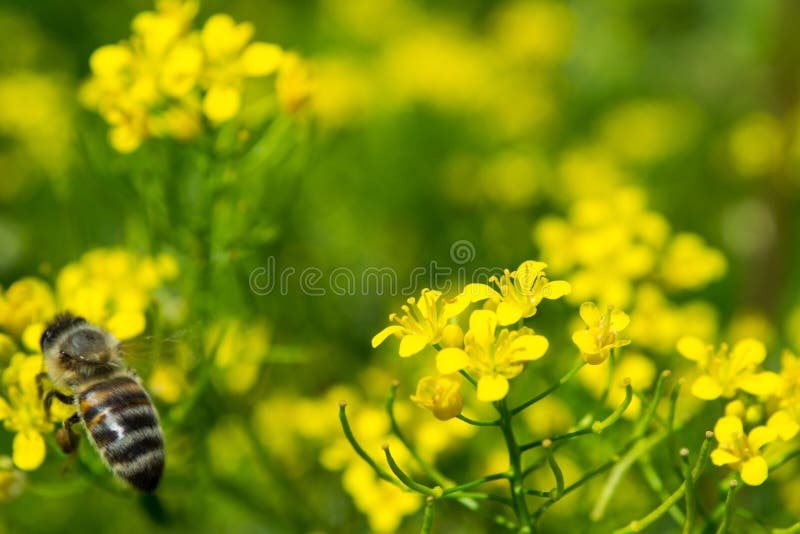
[571,302,630,365]
[0,354,71,471]
[436,310,549,401]
[677,336,780,400]
[0,278,56,337]
[462,260,571,326]
[207,318,271,394]
[659,233,727,291]
[711,415,776,486]
[410,375,463,420]
[371,289,469,357]
[766,351,800,441]
[276,52,314,114]
[200,13,283,123]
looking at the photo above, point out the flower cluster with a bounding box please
[80,0,311,153]
[680,336,800,486]
[0,247,178,471]
[373,260,570,413]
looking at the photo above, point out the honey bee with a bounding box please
[38,312,165,492]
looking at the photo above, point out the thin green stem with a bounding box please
[637,455,685,526]
[532,459,616,520]
[338,401,398,486]
[519,427,594,453]
[774,520,800,533]
[386,382,450,485]
[769,446,800,471]
[633,370,671,438]
[459,369,478,388]
[496,399,533,533]
[600,348,617,404]
[383,444,440,497]
[442,472,509,496]
[511,359,586,416]
[545,445,565,499]
[592,382,633,433]
[716,480,738,534]
[613,432,713,533]
[420,497,435,534]
[681,450,696,534]
[457,414,500,426]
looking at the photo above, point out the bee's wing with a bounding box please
[118,328,194,371]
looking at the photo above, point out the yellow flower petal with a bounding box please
[203,85,241,123]
[469,310,498,345]
[579,302,601,327]
[732,338,767,365]
[371,325,403,348]
[767,410,800,441]
[0,398,11,419]
[542,280,571,299]
[710,448,740,466]
[442,293,470,320]
[691,375,723,400]
[714,415,744,444]
[436,348,469,374]
[748,425,777,451]
[13,431,45,471]
[21,323,45,353]
[461,283,500,303]
[738,371,781,397]
[496,302,523,326]
[676,336,707,363]
[241,42,283,77]
[398,334,428,357]
[477,374,509,402]
[106,311,145,341]
[740,456,768,486]
[109,123,143,153]
[571,329,598,354]
[515,261,546,291]
[610,309,630,331]
[509,335,549,361]
[89,44,132,76]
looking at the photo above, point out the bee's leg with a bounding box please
[42,390,75,421]
[35,372,49,399]
[55,413,81,454]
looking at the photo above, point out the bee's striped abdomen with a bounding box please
[78,375,165,492]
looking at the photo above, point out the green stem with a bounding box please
[769,446,800,471]
[633,371,671,438]
[442,472,509,496]
[613,432,713,533]
[681,450,696,534]
[592,382,633,433]
[457,414,500,426]
[383,444,440,497]
[386,382,450,485]
[716,480,738,534]
[338,401,399,486]
[496,399,533,533]
[519,427,594,453]
[421,497,435,534]
[511,359,586,416]
[459,370,478,388]
[545,444,565,499]
[532,459,616,520]
[600,348,617,404]
[774,520,800,534]
[637,455,685,526]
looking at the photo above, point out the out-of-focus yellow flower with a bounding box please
[0,278,56,338]
[627,284,718,354]
[677,336,780,400]
[729,112,783,177]
[200,13,283,123]
[276,52,314,115]
[56,248,178,340]
[148,362,187,404]
[711,415,775,486]
[572,302,630,365]
[579,352,656,419]
[207,318,271,394]
[0,354,72,471]
[659,233,726,291]
[490,1,574,65]
[766,351,800,441]
[462,260,571,326]
[598,100,699,165]
[436,310,549,401]
[0,335,15,362]
[410,374,463,420]
[342,461,421,533]
[372,289,469,357]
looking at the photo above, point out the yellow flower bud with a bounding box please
[411,375,463,421]
[440,324,464,348]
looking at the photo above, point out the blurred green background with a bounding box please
[1,0,800,532]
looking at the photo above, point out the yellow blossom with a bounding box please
[410,374,463,420]
[711,415,776,486]
[372,289,469,357]
[0,354,71,471]
[677,336,780,400]
[207,318,271,394]
[0,278,56,338]
[462,260,571,326]
[766,351,800,441]
[277,52,314,115]
[572,302,630,365]
[659,233,727,291]
[436,310,549,401]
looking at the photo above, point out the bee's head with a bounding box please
[41,313,87,353]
